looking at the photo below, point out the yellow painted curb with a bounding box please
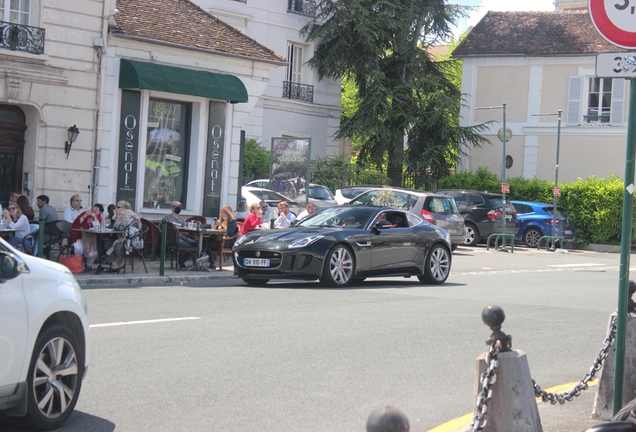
[427,381,598,432]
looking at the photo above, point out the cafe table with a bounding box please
[72,228,123,273]
[177,225,224,271]
[0,228,16,240]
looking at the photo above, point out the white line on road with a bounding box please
[547,263,604,267]
[90,317,201,328]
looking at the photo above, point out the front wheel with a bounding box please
[242,278,269,286]
[523,228,543,248]
[418,244,451,284]
[320,244,355,287]
[20,324,84,431]
[463,223,480,246]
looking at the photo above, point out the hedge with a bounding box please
[437,168,636,245]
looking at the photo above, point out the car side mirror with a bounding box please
[0,251,21,283]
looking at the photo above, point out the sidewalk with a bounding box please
[73,255,236,287]
[432,383,608,431]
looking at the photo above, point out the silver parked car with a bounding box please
[347,187,465,250]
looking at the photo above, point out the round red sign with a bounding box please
[589,0,636,49]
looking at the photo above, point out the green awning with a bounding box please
[119,59,248,103]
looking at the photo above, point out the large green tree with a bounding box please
[303,0,489,187]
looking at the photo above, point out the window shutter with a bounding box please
[610,78,625,126]
[566,75,583,126]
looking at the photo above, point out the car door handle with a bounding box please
[356,241,371,247]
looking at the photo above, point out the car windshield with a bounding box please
[350,189,416,209]
[249,189,290,201]
[296,206,378,229]
[488,197,515,212]
[543,206,564,217]
[309,186,335,200]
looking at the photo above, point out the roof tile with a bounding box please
[113,0,285,63]
[453,11,626,57]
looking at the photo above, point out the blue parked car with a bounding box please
[511,200,575,247]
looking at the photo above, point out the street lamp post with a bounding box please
[476,103,512,249]
[532,110,562,250]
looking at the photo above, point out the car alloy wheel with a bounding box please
[321,244,355,287]
[22,324,84,430]
[418,244,450,284]
[524,228,543,248]
[463,224,480,246]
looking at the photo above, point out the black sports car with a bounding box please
[233,206,452,287]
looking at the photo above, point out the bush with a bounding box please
[438,168,636,245]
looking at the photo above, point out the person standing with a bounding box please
[36,195,59,223]
[240,203,264,235]
[64,194,84,223]
[2,203,30,248]
[274,201,297,228]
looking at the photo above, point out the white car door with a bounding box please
[0,254,28,392]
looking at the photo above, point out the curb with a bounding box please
[76,270,236,287]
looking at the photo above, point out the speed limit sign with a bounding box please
[589,0,636,49]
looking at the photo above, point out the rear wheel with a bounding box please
[242,278,269,286]
[155,166,163,177]
[418,244,451,284]
[463,223,480,246]
[320,244,355,287]
[523,228,543,247]
[20,324,84,431]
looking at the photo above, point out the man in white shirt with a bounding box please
[63,194,84,223]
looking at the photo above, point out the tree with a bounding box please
[303,0,490,187]
[242,138,270,182]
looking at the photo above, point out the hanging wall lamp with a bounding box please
[64,125,80,159]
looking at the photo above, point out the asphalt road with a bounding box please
[3,245,629,431]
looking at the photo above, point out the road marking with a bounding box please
[547,263,604,267]
[90,317,201,328]
[428,381,598,432]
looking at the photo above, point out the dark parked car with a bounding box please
[511,200,575,247]
[347,188,465,250]
[436,189,518,246]
[233,206,452,287]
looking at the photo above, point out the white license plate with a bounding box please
[505,215,513,221]
[564,230,572,235]
[244,258,270,267]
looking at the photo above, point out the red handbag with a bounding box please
[59,254,84,274]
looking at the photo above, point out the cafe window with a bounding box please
[143,98,191,209]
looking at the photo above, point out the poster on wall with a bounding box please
[116,90,141,207]
[202,102,226,217]
[143,99,191,209]
[270,137,311,205]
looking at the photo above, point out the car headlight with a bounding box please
[234,235,247,247]
[288,235,324,249]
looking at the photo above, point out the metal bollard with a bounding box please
[37,215,45,257]
[160,218,167,276]
[472,305,541,432]
[366,406,409,432]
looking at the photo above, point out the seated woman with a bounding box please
[205,205,238,269]
[70,204,104,270]
[2,203,31,249]
[101,201,142,274]
[17,195,35,221]
[240,203,263,235]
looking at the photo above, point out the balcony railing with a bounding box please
[583,114,610,124]
[288,0,316,17]
[0,21,45,55]
[283,81,314,103]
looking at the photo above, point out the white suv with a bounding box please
[0,238,89,430]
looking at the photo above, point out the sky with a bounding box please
[453,0,557,38]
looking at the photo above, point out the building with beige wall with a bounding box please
[454,10,630,184]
